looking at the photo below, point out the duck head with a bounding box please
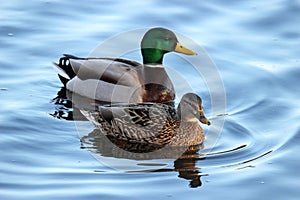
[141,27,196,64]
[177,93,211,125]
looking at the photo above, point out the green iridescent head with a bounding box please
[141,27,196,64]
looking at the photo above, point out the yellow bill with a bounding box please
[174,42,197,55]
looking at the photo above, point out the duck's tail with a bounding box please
[52,54,77,85]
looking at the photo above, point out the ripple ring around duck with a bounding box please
[73,28,226,171]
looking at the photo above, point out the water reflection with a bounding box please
[81,129,206,188]
[50,87,87,121]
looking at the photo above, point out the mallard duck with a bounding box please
[53,27,196,103]
[82,93,210,147]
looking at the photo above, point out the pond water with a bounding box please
[1,0,300,199]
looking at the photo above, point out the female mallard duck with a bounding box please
[53,27,196,103]
[82,93,210,147]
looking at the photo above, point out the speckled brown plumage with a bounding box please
[83,93,210,147]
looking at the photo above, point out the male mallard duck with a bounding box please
[82,93,210,147]
[53,27,196,103]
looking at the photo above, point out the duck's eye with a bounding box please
[164,37,171,41]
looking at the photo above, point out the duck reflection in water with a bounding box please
[81,129,206,188]
[51,89,210,188]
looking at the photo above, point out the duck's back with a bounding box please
[54,54,175,103]
[89,103,204,146]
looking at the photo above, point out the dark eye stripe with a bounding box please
[183,100,202,112]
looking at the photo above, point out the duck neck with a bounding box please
[142,48,165,64]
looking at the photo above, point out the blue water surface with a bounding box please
[1,0,300,199]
